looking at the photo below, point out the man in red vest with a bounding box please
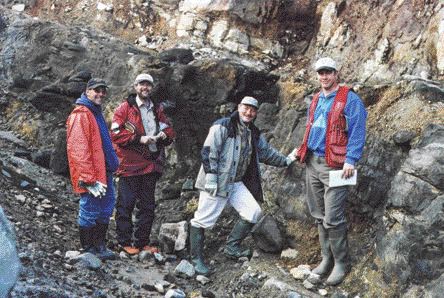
[292,57,367,285]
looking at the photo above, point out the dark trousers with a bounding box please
[116,173,159,248]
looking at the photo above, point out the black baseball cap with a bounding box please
[87,78,108,89]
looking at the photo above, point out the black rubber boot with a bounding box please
[189,225,210,276]
[326,224,349,285]
[94,223,117,261]
[223,219,254,259]
[312,224,333,276]
[79,226,96,254]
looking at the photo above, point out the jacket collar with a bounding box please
[229,111,259,138]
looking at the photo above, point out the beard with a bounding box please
[137,90,150,100]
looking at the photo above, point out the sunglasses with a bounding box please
[317,69,335,75]
[93,87,107,94]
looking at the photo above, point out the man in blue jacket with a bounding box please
[294,57,367,285]
[190,96,296,275]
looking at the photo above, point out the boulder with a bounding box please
[251,214,284,253]
[0,207,20,297]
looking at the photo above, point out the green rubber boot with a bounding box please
[326,224,349,285]
[312,224,333,276]
[190,225,210,276]
[223,219,254,259]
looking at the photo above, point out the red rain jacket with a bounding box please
[66,106,107,193]
[111,95,175,177]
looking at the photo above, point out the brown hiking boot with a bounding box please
[141,245,159,254]
[122,246,140,255]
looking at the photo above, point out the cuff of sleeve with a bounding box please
[133,135,142,144]
[345,158,356,165]
[205,173,217,184]
[285,157,293,166]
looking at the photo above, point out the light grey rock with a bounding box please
[73,252,102,270]
[11,4,25,12]
[158,220,188,253]
[138,250,152,262]
[288,292,302,298]
[437,10,444,74]
[307,273,322,285]
[154,282,165,293]
[196,274,210,285]
[290,265,311,280]
[174,259,195,278]
[387,172,439,213]
[302,279,314,290]
[15,194,26,203]
[165,288,186,298]
[223,29,249,54]
[0,207,20,298]
[318,289,328,296]
[262,277,296,292]
[403,143,444,190]
[64,250,81,259]
[0,131,27,147]
[208,20,228,48]
[280,248,299,260]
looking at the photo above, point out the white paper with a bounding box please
[328,170,357,187]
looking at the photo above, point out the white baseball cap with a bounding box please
[314,57,337,72]
[240,96,259,109]
[134,73,154,85]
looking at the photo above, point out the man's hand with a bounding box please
[286,148,299,166]
[342,163,355,179]
[85,182,107,198]
[140,136,157,145]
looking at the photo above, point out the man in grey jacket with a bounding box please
[190,96,296,275]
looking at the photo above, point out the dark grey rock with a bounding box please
[201,289,216,298]
[392,130,416,145]
[49,129,68,175]
[160,48,194,64]
[251,214,284,253]
[31,149,52,169]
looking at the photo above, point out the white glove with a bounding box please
[204,181,217,196]
[286,148,299,166]
[85,182,107,198]
[204,173,218,196]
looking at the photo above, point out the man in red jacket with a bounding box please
[66,78,119,261]
[111,73,175,255]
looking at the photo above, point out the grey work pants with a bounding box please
[306,154,348,229]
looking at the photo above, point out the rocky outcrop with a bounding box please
[0,1,443,297]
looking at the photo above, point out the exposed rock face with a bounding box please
[379,124,444,285]
[0,1,443,297]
